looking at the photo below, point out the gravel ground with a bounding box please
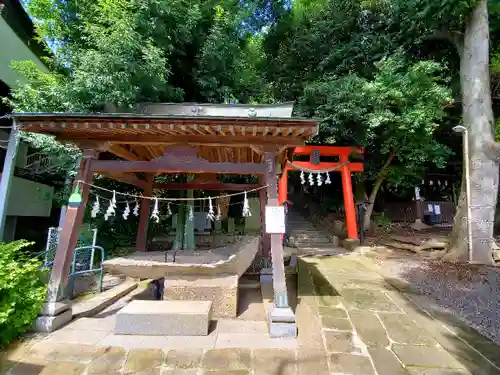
[371,250,500,345]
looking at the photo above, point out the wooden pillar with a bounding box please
[0,123,20,241]
[341,163,358,240]
[278,168,288,205]
[264,150,290,309]
[47,150,98,302]
[136,174,154,252]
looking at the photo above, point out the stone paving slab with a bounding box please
[300,255,500,375]
[253,349,297,375]
[368,347,409,375]
[44,328,111,345]
[296,348,329,375]
[202,349,252,371]
[123,349,164,374]
[323,331,363,354]
[378,312,438,345]
[86,347,127,375]
[392,344,466,369]
[341,288,403,312]
[406,368,472,375]
[348,311,389,348]
[165,349,203,369]
[328,353,375,375]
[3,252,500,375]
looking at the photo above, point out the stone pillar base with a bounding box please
[341,238,360,251]
[163,274,238,318]
[269,306,297,338]
[34,300,72,333]
[411,219,431,230]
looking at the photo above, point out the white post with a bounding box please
[58,206,67,228]
[0,122,20,241]
[462,129,473,262]
[89,228,98,269]
[453,125,473,262]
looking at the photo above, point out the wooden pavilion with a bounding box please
[9,103,322,332]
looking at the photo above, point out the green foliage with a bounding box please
[372,212,392,228]
[0,241,47,346]
[9,0,275,112]
[301,55,453,190]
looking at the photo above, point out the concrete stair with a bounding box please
[288,212,336,249]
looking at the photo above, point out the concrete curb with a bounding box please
[72,280,138,319]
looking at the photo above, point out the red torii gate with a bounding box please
[278,146,364,241]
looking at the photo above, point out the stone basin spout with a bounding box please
[102,236,260,279]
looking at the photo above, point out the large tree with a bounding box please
[389,0,499,263]
[300,55,452,225]
[266,0,500,264]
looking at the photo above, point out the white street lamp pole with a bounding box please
[453,125,472,262]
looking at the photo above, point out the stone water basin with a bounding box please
[102,235,260,279]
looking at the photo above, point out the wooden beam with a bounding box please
[293,145,364,157]
[98,171,148,189]
[154,183,261,191]
[106,143,144,161]
[90,159,266,174]
[58,134,305,147]
[286,161,364,173]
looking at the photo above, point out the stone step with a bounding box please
[115,300,212,336]
[294,243,335,248]
[292,238,331,244]
[289,225,318,230]
[291,231,329,237]
[293,232,329,237]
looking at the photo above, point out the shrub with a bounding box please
[0,240,47,346]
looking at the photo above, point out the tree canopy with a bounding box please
[8,0,500,263]
[9,0,276,113]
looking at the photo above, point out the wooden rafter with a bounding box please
[105,144,144,161]
[98,171,148,189]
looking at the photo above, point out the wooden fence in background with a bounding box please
[381,201,455,224]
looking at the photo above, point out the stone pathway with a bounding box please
[2,252,500,375]
[296,253,500,375]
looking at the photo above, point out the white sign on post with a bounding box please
[414,187,420,200]
[434,205,441,215]
[265,206,286,234]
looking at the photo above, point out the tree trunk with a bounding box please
[444,0,497,264]
[363,151,396,227]
[363,175,384,226]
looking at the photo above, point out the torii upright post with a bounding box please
[340,153,359,248]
